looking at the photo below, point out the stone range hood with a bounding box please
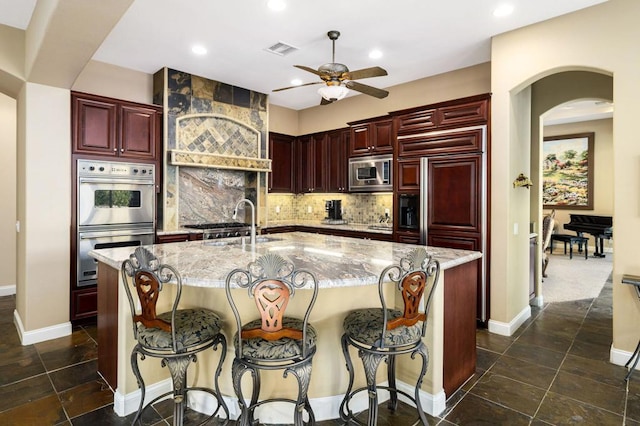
[169,114,271,172]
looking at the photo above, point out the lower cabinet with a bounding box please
[71,287,98,321]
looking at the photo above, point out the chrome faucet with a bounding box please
[233,198,256,246]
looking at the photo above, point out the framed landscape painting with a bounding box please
[542,132,594,209]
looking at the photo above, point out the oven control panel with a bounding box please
[78,159,154,179]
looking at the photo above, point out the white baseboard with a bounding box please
[114,378,446,421]
[530,295,544,307]
[610,344,638,371]
[488,305,531,336]
[13,309,72,345]
[0,285,15,296]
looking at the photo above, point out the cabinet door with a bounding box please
[119,104,159,159]
[327,129,348,192]
[438,99,488,128]
[72,95,118,156]
[296,135,314,193]
[312,133,327,192]
[349,123,371,156]
[425,154,482,234]
[397,159,421,191]
[269,133,295,193]
[372,118,393,154]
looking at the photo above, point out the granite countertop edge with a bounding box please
[91,232,481,289]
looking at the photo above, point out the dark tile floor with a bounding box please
[0,275,638,425]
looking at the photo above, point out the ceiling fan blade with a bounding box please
[347,66,388,80]
[294,65,323,76]
[273,81,322,92]
[345,81,389,99]
[320,97,334,106]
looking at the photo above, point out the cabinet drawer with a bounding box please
[395,109,438,135]
[398,127,484,157]
[438,99,488,128]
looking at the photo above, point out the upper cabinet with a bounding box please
[326,128,349,193]
[393,94,489,158]
[348,116,393,157]
[296,133,327,193]
[72,92,161,161]
[268,132,295,193]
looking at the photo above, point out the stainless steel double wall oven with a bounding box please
[76,159,155,288]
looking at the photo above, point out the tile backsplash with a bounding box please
[267,193,393,224]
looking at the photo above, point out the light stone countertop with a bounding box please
[89,231,481,289]
[156,220,393,236]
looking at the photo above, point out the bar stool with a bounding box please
[339,247,440,426]
[225,253,319,426]
[121,247,229,425]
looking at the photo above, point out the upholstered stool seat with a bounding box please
[343,308,422,347]
[121,247,229,426]
[136,308,223,352]
[237,317,317,360]
[340,247,440,426]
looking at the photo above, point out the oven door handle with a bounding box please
[78,177,155,185]
[78,230,154,239]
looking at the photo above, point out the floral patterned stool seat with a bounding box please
[225,253,319,426]
[121,247,229,426]
[339,247,440,426]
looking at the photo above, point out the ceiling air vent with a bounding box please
[265,41,298,56]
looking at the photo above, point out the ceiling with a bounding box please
[1,0,608,112]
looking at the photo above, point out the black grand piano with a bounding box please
[564,214,613,257]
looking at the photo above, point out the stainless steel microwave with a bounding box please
[348,154,393,192]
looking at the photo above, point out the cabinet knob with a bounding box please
[113,148,117,152]
[120,148,124,153]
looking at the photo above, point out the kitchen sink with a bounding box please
[203,239,239,247]
[255,236,282,243]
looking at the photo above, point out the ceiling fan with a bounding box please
[273,30,389,105]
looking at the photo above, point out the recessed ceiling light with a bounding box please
[191,45,207,55]
[493,4,514,17]
[267,0,286,11]
[369,49,383,59]
[291,79,303,86]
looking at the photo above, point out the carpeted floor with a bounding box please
[542,249,613,303]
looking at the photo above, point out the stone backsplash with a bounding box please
[154,68,268,229]
[266,193,393,224]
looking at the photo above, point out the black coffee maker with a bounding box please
[325,200,342,220]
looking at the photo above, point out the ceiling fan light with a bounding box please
[318,85,349,101]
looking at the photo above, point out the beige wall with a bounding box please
[16,83,71,330]
[0,93,16,290]
[269,62,491,136]
[72,60,154,105]
[491,0,639,352]
[0,24,25,97]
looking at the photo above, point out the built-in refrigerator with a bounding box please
[419,125,488,323]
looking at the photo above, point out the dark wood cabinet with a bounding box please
[296,134,326,193]
[395,231,421,244]
[72,92,161,160]
[326,128,349,192]
[390,93,491,326]
[530,235,536,300]
[71,287,98,320]
[348,116,393,157]
[397,159,421,191]
[269,133,295,193]
[397,126,485,158]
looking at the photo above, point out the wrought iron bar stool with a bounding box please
[225,252,319,426]
[339,247,440,426]
[121,246,229,425]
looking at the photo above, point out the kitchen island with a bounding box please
[90,232,481,422]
